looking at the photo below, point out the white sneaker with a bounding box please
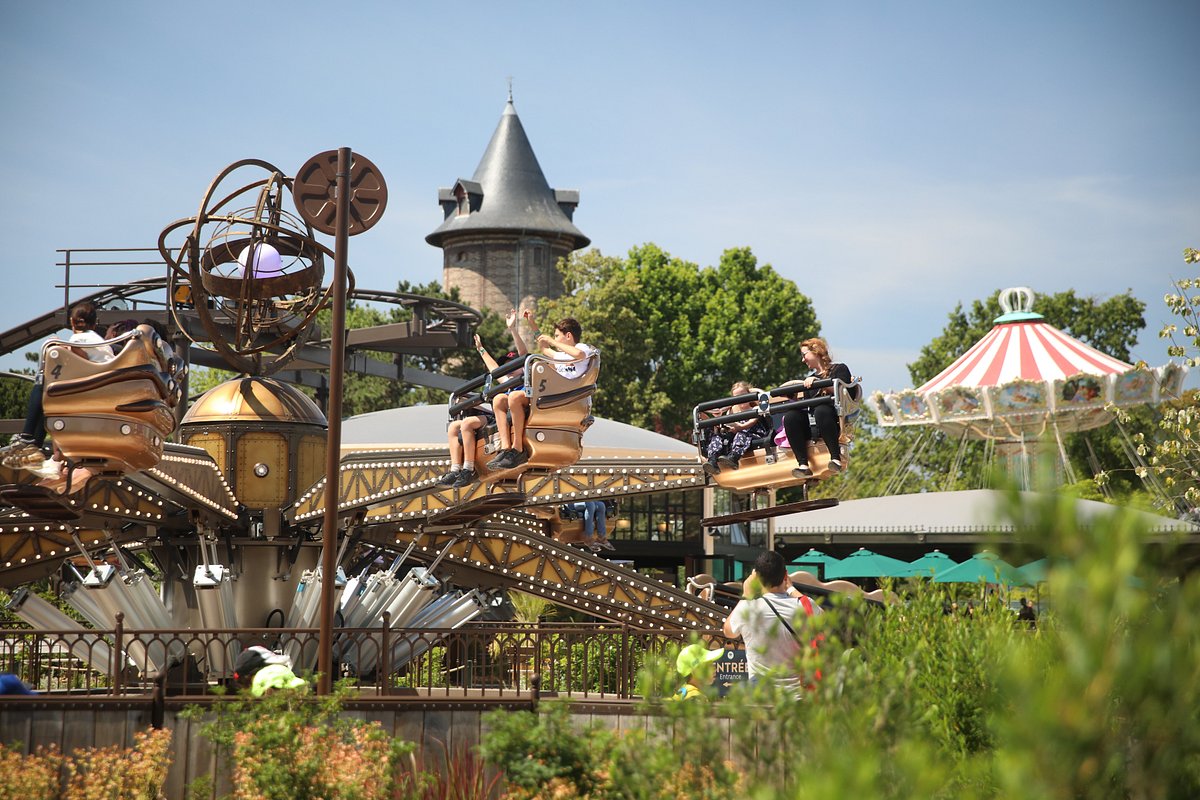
[827,459,843,474]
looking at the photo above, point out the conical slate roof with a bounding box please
[426,100,589,248]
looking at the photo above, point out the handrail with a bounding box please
[693,378,861,433]
[446,353,531,418]
[0,620,722,700]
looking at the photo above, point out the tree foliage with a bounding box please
[1106,246,1200,515]
[0,370,34,425]
[537,245,819,438]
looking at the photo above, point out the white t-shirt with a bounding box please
[69,330,115,362]
[550,342,597,379]
[727,592,821,692]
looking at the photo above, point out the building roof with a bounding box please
[774,489,1196,534]
[341,403,695,458]
[182,377,327,427]
[426,100,590,249]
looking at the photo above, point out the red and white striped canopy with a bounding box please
[917,319,1132,395]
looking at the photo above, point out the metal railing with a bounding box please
[0,617,722,702]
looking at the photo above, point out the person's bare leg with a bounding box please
[447,421,464,465]
[510,393,529,453]
[461,417,481,464]
[492,394,512,450]
[437,421,466,485]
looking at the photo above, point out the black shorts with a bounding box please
[465,409,495,426]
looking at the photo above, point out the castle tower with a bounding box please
[427,98,589,314]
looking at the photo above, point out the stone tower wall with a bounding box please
[441,232,574,314]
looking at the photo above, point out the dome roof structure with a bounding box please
[182,377,327,427]
[341,403,694,458]
[870,287,1187,441]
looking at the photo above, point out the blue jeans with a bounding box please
[23,381,46,446]
[570,501,607,540]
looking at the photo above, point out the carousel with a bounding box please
[868,286,1187,491]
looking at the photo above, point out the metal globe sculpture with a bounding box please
[158,159,338,375]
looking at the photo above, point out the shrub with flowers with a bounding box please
[186,682,415,800]
[0,728,170,800]
[230,721,399,800]
[0,742,62,800]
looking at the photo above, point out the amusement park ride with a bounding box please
[0,157,859,685]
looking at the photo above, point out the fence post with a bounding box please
[62,249,71,320]
[380,610,391,696]
[623,624,633,698]
[112,612,124,696]
[531,624,543,705]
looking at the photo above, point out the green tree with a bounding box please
[0,369,35,426]
[538,245,818,438]
[1110,246,1200,515]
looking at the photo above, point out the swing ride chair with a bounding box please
[692,376,861,493]
[446,348,601,487]
[40,324,185,476]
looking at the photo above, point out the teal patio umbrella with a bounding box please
[824,548,912,579]
[789,548,841,579]
[895,550,958,579]
[933,551,1031,586]
[1016,558,1049,584]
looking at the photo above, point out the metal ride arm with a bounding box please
[446,352,531,418]
[686,571,887,608]
[692,377,858,433]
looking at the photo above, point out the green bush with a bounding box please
[183,683,415,800]
[541,631,652,694]
[476,486,1200,799]
[478,701,613,797]
[989,488,1200,799]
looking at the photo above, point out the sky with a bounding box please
[1,1,1197,396]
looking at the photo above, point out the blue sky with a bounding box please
[1,1,1197,394]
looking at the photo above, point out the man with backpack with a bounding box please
[723,550,822,695]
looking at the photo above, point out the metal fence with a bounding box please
[0,616,721,701]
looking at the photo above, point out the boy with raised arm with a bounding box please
[437,309,527,488]
[487,316,597,471]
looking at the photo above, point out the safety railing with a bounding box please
[0,617,723,701]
